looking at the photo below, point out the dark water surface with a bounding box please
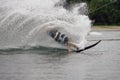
[0,30,120,80]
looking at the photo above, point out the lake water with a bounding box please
[0,30,120,80]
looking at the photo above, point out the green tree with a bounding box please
[66,0,120,25]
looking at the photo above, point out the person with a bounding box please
[47,29,79,52]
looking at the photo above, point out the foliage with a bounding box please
[66,0,120,25]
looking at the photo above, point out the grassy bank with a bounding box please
[92,26,120,30]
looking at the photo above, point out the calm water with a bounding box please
[0,30,120,80]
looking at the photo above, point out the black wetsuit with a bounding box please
[48,30,68,44]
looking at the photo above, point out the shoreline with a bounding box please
[92,26,120,30]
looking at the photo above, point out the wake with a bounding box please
[0,0,91,49]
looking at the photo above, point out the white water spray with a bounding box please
[0,0,91,49]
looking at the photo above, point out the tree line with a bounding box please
[66,0,120,25]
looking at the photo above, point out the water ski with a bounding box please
[72,40,101,53]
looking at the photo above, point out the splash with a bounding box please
[0,0,91,49]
